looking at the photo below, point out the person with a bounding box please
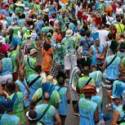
[89,32,104,69]
[114,14,125,34]
[0,53,13,84]
[96,25,109,47]
[77,58,95,95]
[61,29,77,78]
[32,75,60,108]
[0,36,9,55]
[111,101,125,125]
[102,40,121,116]
[5,82,26,125]
[23,48,38,78]
[0,83,20,125]
[117,42,125,59]
[55,71,70,125]
[27,91,61,125]
[41,40,53,74]
[103,40,121,83]
[78,83,99,125]
[119,57,125,81]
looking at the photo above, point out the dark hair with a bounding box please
[56,71,66,85]
[108,33,113,40]
[110,40,119,54]
[116,14,121,22]
[43,42,51,51]
[35,65,42,73]
[119,42,125,52]
[123,103,125,112]
[85,30,91,37]
[5,82,16,94]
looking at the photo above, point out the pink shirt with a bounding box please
[0,43,9,54]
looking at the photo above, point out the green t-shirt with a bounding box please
[78,76,95,89]
[9,92,26,125]
[32,88,61,107]
[24,56,37,77]
[9,50,19,72]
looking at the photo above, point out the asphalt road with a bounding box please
[65,105,79,125]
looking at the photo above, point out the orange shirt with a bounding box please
[61,0,68,4]
[41,48,53,73]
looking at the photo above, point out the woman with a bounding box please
[5,82,26,125]
[103,40,121,81]
[102,40,121,111]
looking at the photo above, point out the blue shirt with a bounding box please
[55,86,69,116]
[0,57,13,75]
[35,104,57,125]
[79,97,97,125]
[1,113,20,125]
[103,55,121,80]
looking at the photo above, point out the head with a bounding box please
[30,49,38,57]
[43,42,51,51]
[56,71,66,86]
[82,66,90,76]
[85,30,91,38]
[110,40,118,54]
[116,14,121,22]
[5,82,16,95]
[112,97,122,106]
[35,65,42,74]
[95,39,100,47]
[43,91,50,101]
[119,42,125,52]
[26,110,38,125]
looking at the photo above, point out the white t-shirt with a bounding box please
[97,29,109,47]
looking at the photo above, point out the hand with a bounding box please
[0,90,9,98]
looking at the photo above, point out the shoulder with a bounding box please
[79,97,97,110]
[116,105,123,113]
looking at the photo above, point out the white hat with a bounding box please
[30,49,37,55]
[66,29,73,37]
[43,8,49,13]
[15,1,25,7]
[46,75,57,84]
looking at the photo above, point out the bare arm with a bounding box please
[111,111,120,125]
[54,113,62,125]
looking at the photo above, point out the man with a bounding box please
[61,29,77,78]
[23,48,38,78]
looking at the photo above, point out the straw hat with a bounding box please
[46,75,57,84]
[30,49,37,55]
[66,29,73,37]
[100,0,104,2]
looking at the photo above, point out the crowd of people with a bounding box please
[0,0,125,125]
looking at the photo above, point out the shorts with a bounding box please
[64,54,77,70]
